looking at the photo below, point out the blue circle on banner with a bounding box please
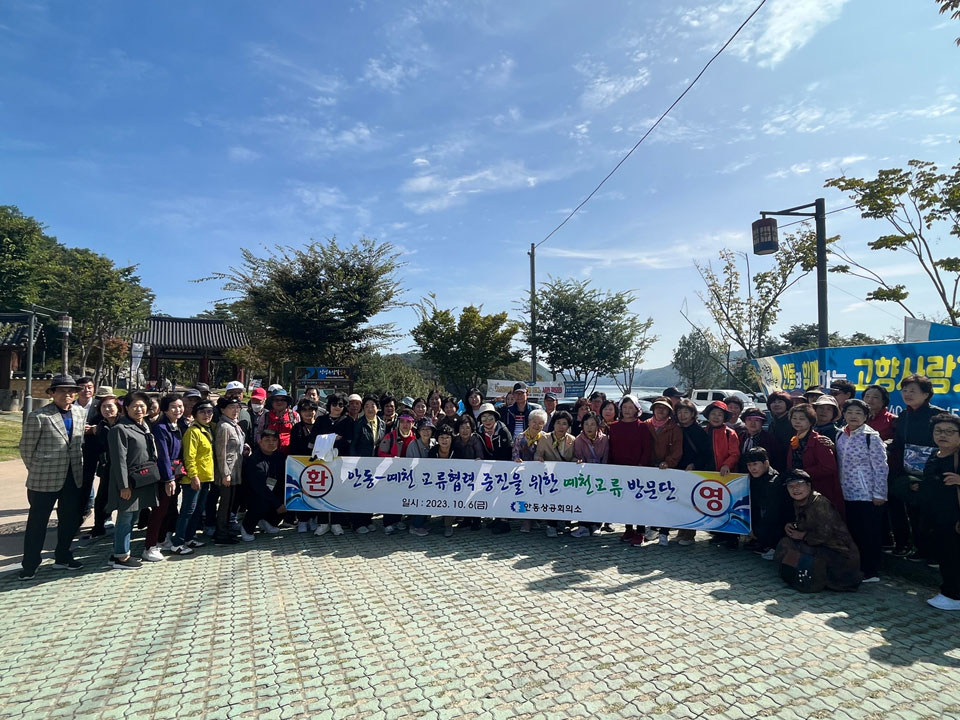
[299,463,334,500]
[690,479,731,517]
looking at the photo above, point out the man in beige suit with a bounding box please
[18,374,87,580]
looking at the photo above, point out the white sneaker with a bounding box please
[258,520,280,535]
[545,526,558,538]
[519,520,532,533]
[658,533,669,547]
[298,522,309,533]
[308,517,319,531]
[570,526,591,538]
[170,544,194,555]
[861,575,880,583]
[644,528,658,542]
[411,527,429,537]
[591,526,602,536]
[927,593,960,610]
[761,549,775,560]
[241,528,256,542]
[384,524,396,535]
[357,525,370,534]
[396,521,408,531]
[160,534,174,550]
[331,524,344,536]
[315,523,330,537]
[365,523,377,533]
[104,518,115,530]
[141,546,164,562]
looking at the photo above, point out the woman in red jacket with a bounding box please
[786,403,845,518]
[703,401,742,548]
[703,401,740,475]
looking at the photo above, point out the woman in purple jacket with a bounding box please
[144,394,185,560]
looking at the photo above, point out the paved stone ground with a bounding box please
[1,524,959,720]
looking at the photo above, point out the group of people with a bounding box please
[16,374,960,611]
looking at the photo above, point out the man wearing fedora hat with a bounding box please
[18,374,88,579]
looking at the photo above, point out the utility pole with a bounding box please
[528,242,537,384]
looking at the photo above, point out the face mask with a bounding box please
[250,403,264,413]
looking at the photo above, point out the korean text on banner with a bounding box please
[486,379,565,399]
[285,456,751,534]
[752,339,960,415]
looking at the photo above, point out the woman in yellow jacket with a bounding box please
[171,399,216,554]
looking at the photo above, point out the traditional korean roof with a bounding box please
[0,322,43,349]
[131,316,248,351]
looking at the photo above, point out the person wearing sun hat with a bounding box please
[774,469,862,593]
[18,374,87,580]
[254,387,299,451]
[812,394,841,443]
[644,397,684,547]
[702,401,742,548]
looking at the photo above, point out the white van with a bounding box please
[690,389,757,413]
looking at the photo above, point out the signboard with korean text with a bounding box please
[292,366,354,396]
[753,340,960,415]
[285,455,751,533]
[485,379,565,400]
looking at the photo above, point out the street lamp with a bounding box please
[58,314,72,375]
[752,198,829,382]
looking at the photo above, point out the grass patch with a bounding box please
[0,421,22,461]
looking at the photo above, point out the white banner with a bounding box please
[285,455,751,533]
[130,342,145,380]
[486,378,565,399]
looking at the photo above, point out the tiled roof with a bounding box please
[132,316,249,351]
[0,322,43,349]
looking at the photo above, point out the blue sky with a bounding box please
[1,0,958,368]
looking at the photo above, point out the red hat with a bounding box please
[251,387,267,401]
[702,401,731,420]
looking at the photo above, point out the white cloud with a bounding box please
[412,157,430,167]
[718,154,759,174]
[541,231,749,269]
[575,55,650,110]
[401,161,545,213]
[766,154,867,179]
[761,103,853,135]
[679,0,851,68]
[363,57,419,91]
[293,184,347,211]
[228,146,260,162]
[473,53,516,86]
[248,44,343,95]
[569,121,591,145]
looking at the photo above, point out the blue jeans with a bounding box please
[114,510,137,557]
[173,483,210,546]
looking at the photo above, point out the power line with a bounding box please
[827,281,904,321]
[778,204,859,229]
[536,0,769,249]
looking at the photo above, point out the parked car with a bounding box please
[690,389,760,413]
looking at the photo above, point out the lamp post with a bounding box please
[752,197,828,381]
[58,315,72,375]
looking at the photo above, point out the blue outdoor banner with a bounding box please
[753,339,960,415]
[285,455,751,534]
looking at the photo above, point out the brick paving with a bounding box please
[1,524,959,720]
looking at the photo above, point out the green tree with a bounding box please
[672,331,724,391]
[763,323,886,355]
[46,247,154,379]
[411,297,520,397]
[613,316,658,395]
[521,277,638,393]
[935,0,960,45]
[353,352,441,399]
[826,157,960,324]
[205,236,403,366]
[695,229,826,359]
[0,206,59,312]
